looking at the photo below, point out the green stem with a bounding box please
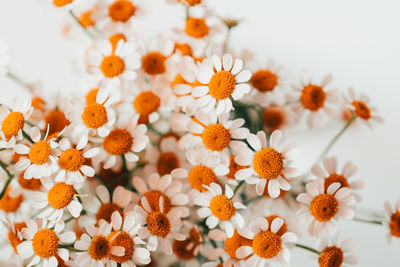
[93,174,111,193]
[6,71,30,90]
[233,180,245,197]
[223,28,231,53]
[295,244,321,255]
[22,130,34,143]
[352,217,383,225]
[185,6,190,19]
[68,10,93,39]
[147,124,163,136]
[0,161,14,200]
[121,154,128,172]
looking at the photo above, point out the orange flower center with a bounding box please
[173,228,201,260]
[253,148,284,180]
[8,222,26,254]
[147,211,171,237]
[53,0,73,7]
[263,106,286,132]
[265,215,287,236]
[181,0,202,6]
[2,112,24,140]
[352,100,371,120]
[209,195,236,221]
[318,246,344,267]
[310,194,338,222]
[141,52,166,75]
[157,152,180,176]
[109,33,127,53]
[86,88,99,105]
[133,91,161,124]
[32,97,46,112]
[96,203,123,223]
[300,84,326,111]
[201,124,231,151]
[174,43,193,57]
[78,9,96,28]
[108,0,136,23]
[252,231,282,259]
[324,174,349,193]
[0,188,23,212]
[143,191,171,213]
[389,211,400,237]
[47,182,74,209]
[104,129,133,155]
[58,148,85,172]
[45,109,70,135]
[208,71,236,100]
[227,156,247,180]
[251,70,278,92]
[89,236,110,260]
[225,230,252,260]
[18,172,41,190]
[188,165,217,192]
[29,141,51,165]
[81,103,108,129]
[185,17,209,38]
[32,229,59,258]
[100,55,125,78]
[107,231,134,263]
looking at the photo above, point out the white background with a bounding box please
[0,0,399,266]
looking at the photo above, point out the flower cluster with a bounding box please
[0,0,395,266]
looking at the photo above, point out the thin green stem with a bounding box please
[295,244,321,255]
[6,71,30,90]
[68,10,93,39]
[148,124,163,136]
[352,217,383,225]
[233,180,245,197]
[223,28,231,53]
[22,130,34,143]
[0,162,14,200]
[185,6,190,19]
[93,174,111,193]
[121,154,128,172]
[243,195,262,206]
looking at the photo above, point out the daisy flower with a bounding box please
[17,219,76,266]
[312,156,364,201]
[194,183,245,238]
[132,173,190,217]
[107,211,151,266]
[166,0,203,7]
[172,226,203,264]
[0,41,10,76]
[383,199,400,247]
[262,105,290,133]
[297,180,356,237]
[96,115,149,169]
[74,220,125,266]
[0,219,26,263]
[135,196,186,255]
[234,130,299,198]
[15,126,58,179]
[193,54,251,115]
[0,186,24,213]
[236,216,297,267]
[0,98,33,148]
[289,73,338,128]
[180,112,249,163]
[315,233,358,267]
[32,177,83,221]
[344,87,383,128]
[55,136,99,185]
[49,0,79,9]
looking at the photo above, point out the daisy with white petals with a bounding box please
[315,233,358,267]
[383,199,400,248]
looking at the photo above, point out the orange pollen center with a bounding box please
[2,112,24,140]
[32,229,59,258]
[133,91,161,118]
[173,228,201,260]
[209,195,236,221]
[47,182,74,209]
[300,84,326,111]
[263,107,286,132]
[96,203,123,223]
[147,211,171,237]
[29,141,51,165]
[201,124,231,151]
[45,109,70,135]
[157,152,180,176]
[58,148,85,172]
[107,231,134,263]
[78,9,96,28]
[141,52,167,75]
[32,97,46,112]
[109,33,127,53]
[225,230,252,260]
[18,173,41,190]
[108,0,136,22]
[104,129,133,155]
[389,211,400,237]
[174,43,193,57]
[251,70,278,92]
[253,148,284,180]
[8,222,26,254]
[81,103,108,129]
[188,165,217,192]
[227,156,246,180]
[100,55,125,78]
[182,0,202,6]
[0,188,23,212]
[208,71,236,100]
[252,231,282,259]
[143,191,171,213]
[265,215,287,236]
[352,100,371,120]
[310,194,338,222]
[185,17,209,38]
[318,246,344,267]
[53,0,73,7]
[89,236,110,260]
[86,88,99,105]
[324,174,349,192]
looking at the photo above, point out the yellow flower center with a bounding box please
[32,229,59,258]
[251,70,278,92]
[318,246,344,267]
[81,103,108,129]
[133,91,161,124]
[157,152,180,176]
[18,172,41,191]
[2,112,24,140]
[185,17,209,38]
[253,148,284,180]
[8,222,26,254]
[143,191,171,213]
[201,124,231,151]
[96,203,123,223]
[141,52,167,75]
[104,129,133,155]
[109,33,127,53]
[352,100,371,120]
[100,55,125,78]
[310,194,338,222]
[58,148,85,172]
[147,211,171,237]
[52,0,73,7]
[324,174,349,193]
[208,71,236,100]
[0,188,23,212]
[47,182,75,209]
[78,9,96,28]
[225,230,252,260]
[107,231,134,263]
[252,231,282,259]
[29,141,51,165]
[108,0,136,23]
[45,109,70,136]
[300,84,326,111]
[85,88,99,105]
[209,195,236,221]
[390,211,400,237]
[188,165,217,192]
[89,236,110,260]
